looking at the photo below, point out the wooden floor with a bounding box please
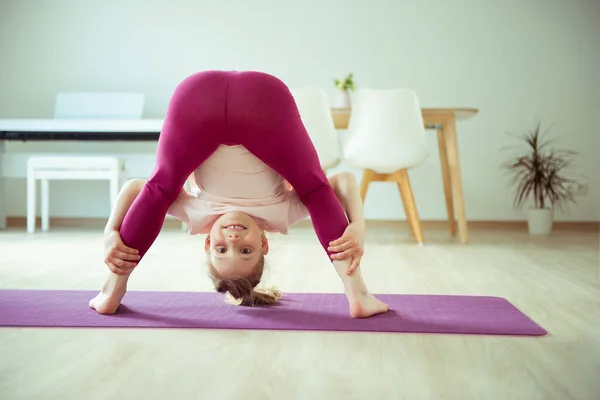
[0,222,599,400]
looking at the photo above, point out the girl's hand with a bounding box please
[328,222,365,275]
[104,230,140,275]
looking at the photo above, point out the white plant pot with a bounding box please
[527,208,554,235]
[333,90,351,108]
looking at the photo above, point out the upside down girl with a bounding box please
[89,70,388,318]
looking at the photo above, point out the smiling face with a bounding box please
[205,211,269,279]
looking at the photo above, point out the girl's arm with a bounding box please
[327,172,365,228]
[102,178,147,275]
[326,172,366,274]
[102,178,189,275]
[104,179,147,235]
[105,177,192,235]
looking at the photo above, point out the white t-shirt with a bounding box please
[167,145,309,234]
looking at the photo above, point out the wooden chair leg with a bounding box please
[397,182,416,238]
[359,169,376,203]
[396,169,424,244]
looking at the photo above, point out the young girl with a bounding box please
[89,70,388,318]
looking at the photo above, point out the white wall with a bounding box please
[1,0,598,221]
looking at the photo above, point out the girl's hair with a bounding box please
[207,255,282,306]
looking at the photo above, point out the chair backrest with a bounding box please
[54,92,145,119]
[290,88,341,171]
[344,88,428,173]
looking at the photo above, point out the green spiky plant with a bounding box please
[502,122,578,212]
[334,73,355,91]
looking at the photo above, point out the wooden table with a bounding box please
[331,107,478,244]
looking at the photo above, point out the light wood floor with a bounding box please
[0,222,599,400]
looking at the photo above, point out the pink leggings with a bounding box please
[119,71,348,260]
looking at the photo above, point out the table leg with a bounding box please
[436,128,456,236]
[0,141,5,229]
[443,116,468,243]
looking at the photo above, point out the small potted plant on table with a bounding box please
[333,73,355,108]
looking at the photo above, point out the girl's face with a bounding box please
[206,211,268,278]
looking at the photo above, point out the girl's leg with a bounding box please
[118,71,228,257]
[226,71,348,257]
[227,72,388,318]
[91,71,228,315]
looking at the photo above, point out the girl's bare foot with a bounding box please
[348,292,389,318]
[89,272,129,315]
[331,259,389,318]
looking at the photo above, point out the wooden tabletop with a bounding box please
[331,107,478,114]
[330,107,478,129]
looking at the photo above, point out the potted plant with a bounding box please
[503,122,578,235]
[333,73,355,108]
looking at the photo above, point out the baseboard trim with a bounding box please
[5,217,599,232]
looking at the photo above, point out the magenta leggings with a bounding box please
[119,71,348,260]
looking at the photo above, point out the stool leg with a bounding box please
[41,179,49,232]
[109,175,119,210]
[27,172,36,233]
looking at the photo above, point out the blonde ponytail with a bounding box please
[207,255,282,307]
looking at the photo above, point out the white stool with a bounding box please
[27,156,123,233]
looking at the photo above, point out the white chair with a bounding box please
[291,88,341,171]
[344,88,428,244]
[27,156,123,233]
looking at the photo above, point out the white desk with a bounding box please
[0,119,164,229]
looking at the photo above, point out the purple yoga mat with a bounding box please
[0,290,546,336]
